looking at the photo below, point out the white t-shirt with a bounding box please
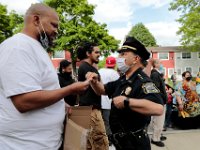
[0,33,65,150]
[99,68,119,109]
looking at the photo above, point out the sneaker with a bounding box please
[163,127,167,131]
[160,135,167,141]
[151,140,165,147]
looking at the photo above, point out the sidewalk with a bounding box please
[109,129,200,150]
[150,129,200,150]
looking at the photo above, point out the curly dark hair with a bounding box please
[77,42,98,60]
[182,71,191,78]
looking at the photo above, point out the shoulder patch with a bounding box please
[142,82,160,94]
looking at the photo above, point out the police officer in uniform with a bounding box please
[86,36,164,150]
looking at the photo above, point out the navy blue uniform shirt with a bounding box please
[104,68,163,133]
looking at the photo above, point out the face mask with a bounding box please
[186,76,192,81]
[37,22,50,49]
[116,58,130,74]
[159,64,164,73]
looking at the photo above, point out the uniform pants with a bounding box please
[87,109,109,150]
[151,105,166,141]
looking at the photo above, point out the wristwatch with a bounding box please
[124,98,130,108]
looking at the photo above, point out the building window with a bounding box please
[176,52,181,59]
[185,67,192,73]
[182,52,191,59]
[53,51,65,59]
[158,53,169,60]
[177,69,181,75]
[162,67,166,76]
[168,68,174,77]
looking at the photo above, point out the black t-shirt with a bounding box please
[104,68,163,133]
[58,73,77,106]
[78,61,101,108]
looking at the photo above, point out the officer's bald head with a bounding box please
[24,3,57,23]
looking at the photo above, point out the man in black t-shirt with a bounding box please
[77,42,109,150]
[85,36,164,150]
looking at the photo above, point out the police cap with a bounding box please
[118,36,150,60]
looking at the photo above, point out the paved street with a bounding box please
[109,129,200,150]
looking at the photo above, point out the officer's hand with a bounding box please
[85,72,98,84]
[113,96,127,109]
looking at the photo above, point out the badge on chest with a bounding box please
[125,86,132,95]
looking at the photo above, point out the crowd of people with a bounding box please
[167,71,200,130]
[1,3,200,150]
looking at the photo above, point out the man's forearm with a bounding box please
[11,81,89,113]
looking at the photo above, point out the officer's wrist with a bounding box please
[124,97,130,108]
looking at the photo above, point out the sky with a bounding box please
[0,0,181,46]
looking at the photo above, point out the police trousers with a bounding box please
[109,128,151,150]
[87,109,109,150]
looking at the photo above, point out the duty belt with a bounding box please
[112,127,146,138]
[109,127,147,149]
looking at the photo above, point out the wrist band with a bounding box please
[124,98,130,108]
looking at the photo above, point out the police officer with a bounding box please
[86,36,164,150]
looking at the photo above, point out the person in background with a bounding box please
[77,42,109,150]
[196,72,200,97]
[163,84,174,131]
[171,72,177,88]
[98,56,120,145]
[58,59,77,106]
[0,3,89,150]
[86,36,164,150]
[172,71,200,129]
[150,59,168,147]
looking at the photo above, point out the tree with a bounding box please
[44,0,119,74]
[0,3,23,43]
[128,23,157,47]
[169,0,200,51]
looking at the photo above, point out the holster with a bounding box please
[109,128,148,149]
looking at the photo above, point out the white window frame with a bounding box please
[158,52,169,60]
[168,68,174,77]
[52,50,65,59]
[176,52,181,59]
[185,66,192,73]
[162,67,166,76]
[177,68,182,75]
[182,52,191,59]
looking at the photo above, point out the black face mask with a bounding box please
[186,76,192,81]
[62,72,72,77]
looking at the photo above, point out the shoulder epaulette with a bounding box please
[137,73,151,83]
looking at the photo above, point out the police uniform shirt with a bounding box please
[104,68,163,133]
[78,61,101,109]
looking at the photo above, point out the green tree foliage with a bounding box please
[169,0,200,51]
[44,0,119,73]
[98,58,106,69]
[0,3,23,43]
[128,23,157,47]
